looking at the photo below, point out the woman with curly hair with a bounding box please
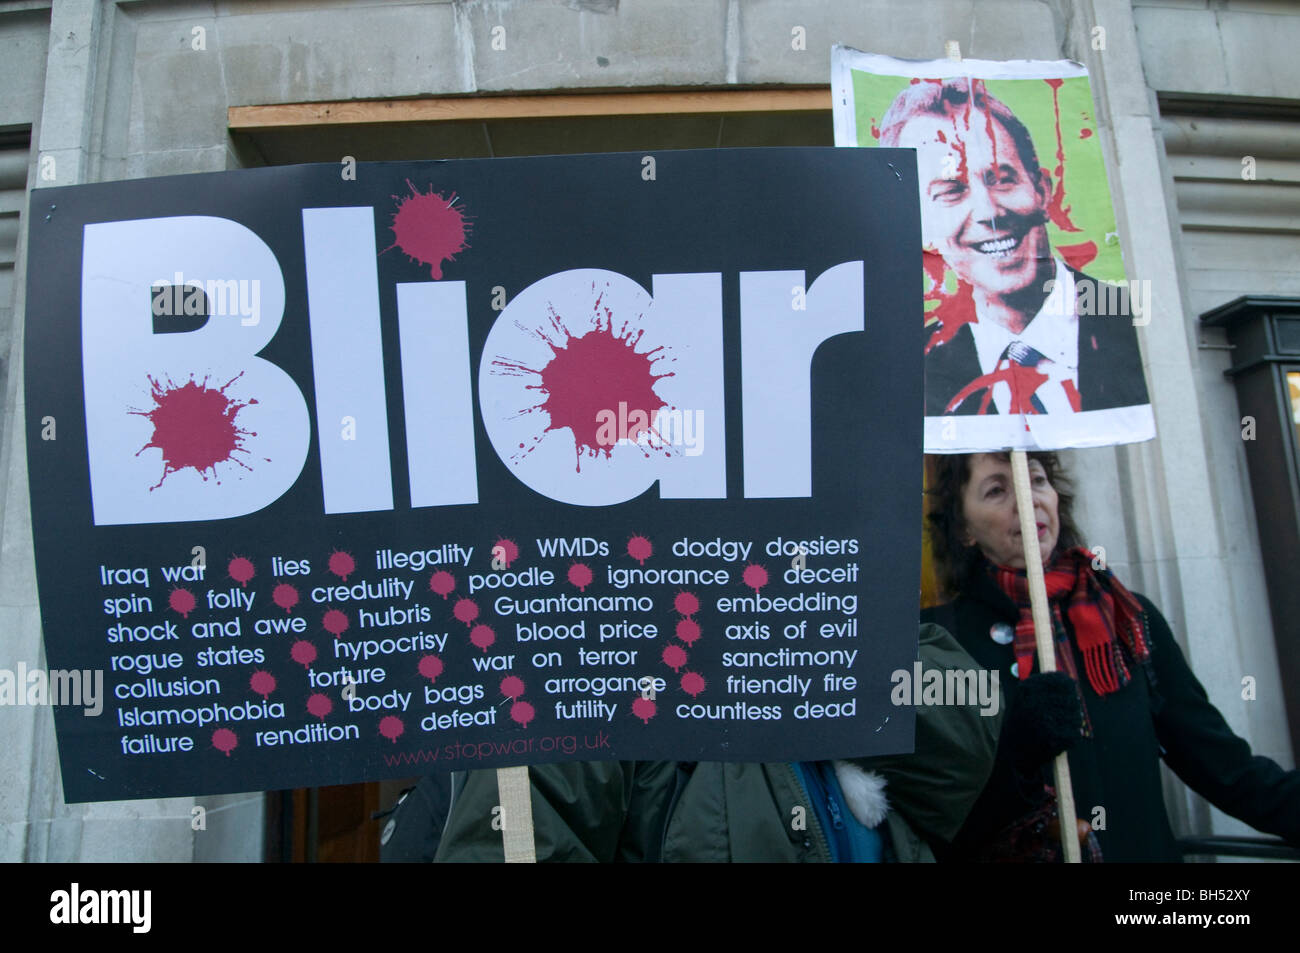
[922,451,1300,862]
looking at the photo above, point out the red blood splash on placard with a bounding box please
[169,587,196,618]
[249,670,276,699]
[322,608,350,638]
[632,696,657,723]
[946,362,1050,417]
[869,118,880,140]
[662,644,688,672]
[453,597,479,627]
[306,693,333,720]
[470,624,496,652]
[567,562,594,592]
[1057,240,1098,272]
[418,655,444,682]
[492,537,520,568]
[290,640,317,668]
[510,700,535,728]
[681,672,706,698]
[627,535,653,565]
[328,550,356,581]
[1062,379,1083,413]
[379,715,405,743]
[228,556,255,588]
[500,676,526,700]
[273,583,300,613]
[491,296,674,472]
[674,591,700,617]
[923,249,978,353]
[131,373,258,489]
[429,570,456,599]
[211,728,238,756]
[742,564,769,593]
[381,180,471,280]
[1044,78,1082,233]
[675,618,701,646]
[1080,127,1093,139]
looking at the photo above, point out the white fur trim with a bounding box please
[832,761,890,828]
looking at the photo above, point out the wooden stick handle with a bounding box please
[496,765,537,863]
[1010,450,1081,864]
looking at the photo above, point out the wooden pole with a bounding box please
[497,766,537,863]
[1010,450,1082,864]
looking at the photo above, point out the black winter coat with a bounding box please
[922,571,1300,862]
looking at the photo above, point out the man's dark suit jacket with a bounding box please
[924,267,1151,417]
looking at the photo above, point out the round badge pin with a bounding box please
[990,623,1014,645]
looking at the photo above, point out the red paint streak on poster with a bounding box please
[1061,379,1083,413]
[945,363,1050,416]
[381,181,470,280]
[923,249,978,352]
[131,373,258,489]
[1044,78,1082,233]
[228,556,255,587]
[632,696,657,723]
[1057,241,1098,272]
[1080,127,1093,139]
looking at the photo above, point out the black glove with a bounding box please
[1000,671,1084,772]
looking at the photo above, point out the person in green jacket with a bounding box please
[433,623,1000,862]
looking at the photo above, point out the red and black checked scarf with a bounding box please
[987,546,1153,735]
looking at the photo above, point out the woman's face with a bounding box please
[959,453,1060,569]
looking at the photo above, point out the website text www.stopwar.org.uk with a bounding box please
[381,731,611,767]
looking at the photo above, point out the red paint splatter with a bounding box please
[470,624,496,652]
[675,618,701,646]
[510,700,535,728]
[869,118,880,140]
[429,570,455,599]
[1062,379,1083,413]
[674,591,700,617]
[211,728,238,756]
[742,564,769,593]
[923,248,978,352]
[492,537,520,568]
[500,676,526,700]
[1057,241,1098,272]
[627,535,653,565]
[228,556,255,588]
[491,295,674,472]
[946,362,1050,417]
[273,583,300,613]
[1044,78,1082,233]
[662,643,688,672]
[632,696,657,723]
[130,373,258,489]
[568,562,594,592]
[381,180,470,280]
[453,597,479,627]
[306,693,333,720]
[328,550,356,581]
[290,640,317,668]
[680,671,706,698]
[322,608,350,638]
[1080,127,1093,139]
[169,588,196,618]
[249,669,276,699]
[418,655,444,682]
[379,715,405,743]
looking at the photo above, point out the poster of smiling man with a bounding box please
[832,48,1156,453]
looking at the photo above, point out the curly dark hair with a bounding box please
[925,452,1084,598]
